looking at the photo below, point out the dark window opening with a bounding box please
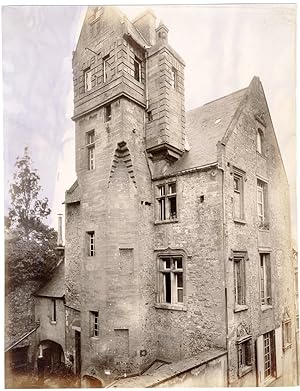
[164,273,171,303]
[104,104,111,122]
[51,299,57,322]
[147,111,153,121]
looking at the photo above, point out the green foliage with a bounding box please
[6,148,58,292]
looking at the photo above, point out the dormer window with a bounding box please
[257,128,264,155]
[84,68,92,92]
[134,57,142,82]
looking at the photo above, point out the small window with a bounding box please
[171,67,177,89]
[260,253,271,306]
[237,337,252,377]
[158,256,184,305]
[87,231,95,256]
[86,130,95,171]
[257,179,268,228]
[257,128,264,154]
[156,183,177,221]
[134,57,142,82]
[103,55,110,82]
[233,255,246,308]
[283,319,292,350]
[84,69,92,92]
[233,170,244,221]
[51,299,56,322]
[104,104,111,122]
[90,311,99,337]
[147,111,153,122]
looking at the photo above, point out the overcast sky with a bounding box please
[2,5,297,239]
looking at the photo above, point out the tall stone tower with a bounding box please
[64,6,185,384]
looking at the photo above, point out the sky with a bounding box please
[2,4,297,239]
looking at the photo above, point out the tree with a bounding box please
[8,147,51,240]
[6,148,58,291]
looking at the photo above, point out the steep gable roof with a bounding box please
[35,259,65,298]
[163,87,248,177]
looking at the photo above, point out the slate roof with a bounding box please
[109,348,226,388]
[164,87,248,177]
[35,260,65,298]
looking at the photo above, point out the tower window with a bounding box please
[103,55,110,82]
[104,104,111,122]
[87,231,95,256]
[171,67,177,89]
[134,57,142,82]
[86,130,95,170]
[84,69,92,92]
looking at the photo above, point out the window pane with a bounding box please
[169,197,177,219]
[168,183,176,194]
[159,199,166,220]
[163,258,171,269]
[177,288,183,303]
[234,191,241,218]
[159,186,165,196]
[164,273,171,303]
[175,258,182,269]
[177,273,183,288]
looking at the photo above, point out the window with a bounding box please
[156,182,177,221]
[87,231,95,256]
[260,253,271,306]
[257,128,264,154]
[158,257,184,305]
[51,299,56,322]
[257,179,268,228]
[233,171,244,221]
[104,104,111,122]
[103,55,110,82]
[86,130,95,170]
[263,332,276,380]
[171,67,177,89]
[237,337,252,377]
[90,311,99,337]
[134,57,142,82]
[282,319,292,350]
[84,69,92,92]
[233,255,246,308]
[147,111,153,122]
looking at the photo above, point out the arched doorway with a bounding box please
[37,340,64,376]
[82,375,103,388]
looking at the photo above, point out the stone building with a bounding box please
[34,6,297,387]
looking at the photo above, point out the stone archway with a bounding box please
[37,340,65,376]
[82,375,103,388]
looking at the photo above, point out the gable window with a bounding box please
[171,67,177,89]
[237,336,252,377]
[156,182,177,221]
[282,319,292,350]
[260,253,271,307]
[103,55,110,82]
[134,57,142,82]
[87,231,95,256]
[104,104,111,122]
[90,311,99,337]
[86,130,95,170]
[257,128,264,155]
[51,299,56,323]
[257,179,268,228]
[233,169,245,221]
[84,68,92,92]
[157,256,184,307]
[233,254,247,310]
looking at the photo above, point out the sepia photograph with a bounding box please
[3,3,298,388]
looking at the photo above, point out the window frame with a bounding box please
[233,252,248,311]
[263,331,276,381]
[155,181,178,223]
[133,56,142,82]
[259,252,272,308]
[257,178,269,229]
[90,311,99,338]
[86,130,95,171]
[87,231,95,257]
[103,54,110,83]
[232,167,245,223]
[84,68,92,92]
[156,252,187,311]
[237,336,253,377]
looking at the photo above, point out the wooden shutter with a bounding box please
[256,335,265,386]
[275,326,283,378]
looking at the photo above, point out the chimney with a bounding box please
[133,9,156,46]
[57,214,63,247]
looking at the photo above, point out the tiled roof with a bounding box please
[109,348,226,388]
[35,260,65,298]
[164,88,248,177]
